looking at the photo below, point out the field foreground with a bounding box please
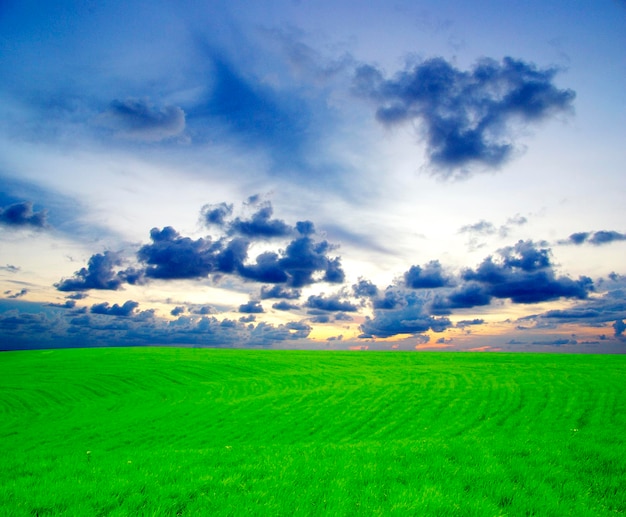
[1,348,625,516]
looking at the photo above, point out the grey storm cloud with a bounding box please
[354,56,575,175]
[99,99,186,141]
[0,202,47,228]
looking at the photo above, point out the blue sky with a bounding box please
[1,0,625,351]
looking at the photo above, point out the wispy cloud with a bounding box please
[0,201,47,228]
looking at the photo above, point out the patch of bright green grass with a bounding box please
[1,348,625,515]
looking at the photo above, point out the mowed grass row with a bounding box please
[1,348,625,516]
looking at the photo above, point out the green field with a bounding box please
[1,348,625,516]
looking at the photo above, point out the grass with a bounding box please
[0,348,625,516]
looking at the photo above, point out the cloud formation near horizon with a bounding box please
[55,200,346,293]
[354,56,575,176]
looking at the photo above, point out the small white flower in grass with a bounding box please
[86,451,91,462]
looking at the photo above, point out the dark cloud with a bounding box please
[305,294,358,313]
[354,56,574,175]
[613,319,626,337]
[171,306,186,316]
[456,319,485,328]
[461,240,592,304]
[431,283,492,314]
[56,201,345,293]
[190,305,215,315]
[239,251,289,284]
[99,99,185,141]
[359,290,451,338]
[201,202,233,226]
[239,300,264,314]
[352,278,379,298]
[137,227,226,280]
[0,201,47,228]
[562,230,626,246]
[56,251,125,291]
[230,204,293,239]
[295,220,315,236]
[0,265,20,273]
[0,300,315,350]
[404,260,452,289]
[272,301,300,311]
[90,300,139,317]
[5,288,28,299]
[531,338,577,346]
[275,236,344,288]
[47,300,76,309]
[260,285,301,300]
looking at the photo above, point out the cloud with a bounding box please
[55,251,126,291]
[0,265,20,273]
[260,285,301,300]
[137,226,232,280]
[460,240,592,304]
[0,201,47,228]
[99,99,186,141]
[562,230,626,246]
[56,200,345,292]
[201,202,234,226]
[305,294,358,313]
[0,300,315,350]
[354,56,574,175]
[230,204,293,239]
[456,319,485,328]
[459,220,498,236]
[528,276,626,336]
[272,301,300,311]
[90,300,139,317]
[5,288,28,299]
[404,260,453,288]
[239,300,264,314]
[171,306,186,316]
[352,278,379,298]
[613,319,625,337]
[431,282,492,314]
[359,289,451,338]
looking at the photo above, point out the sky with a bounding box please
[1,0,625,352]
